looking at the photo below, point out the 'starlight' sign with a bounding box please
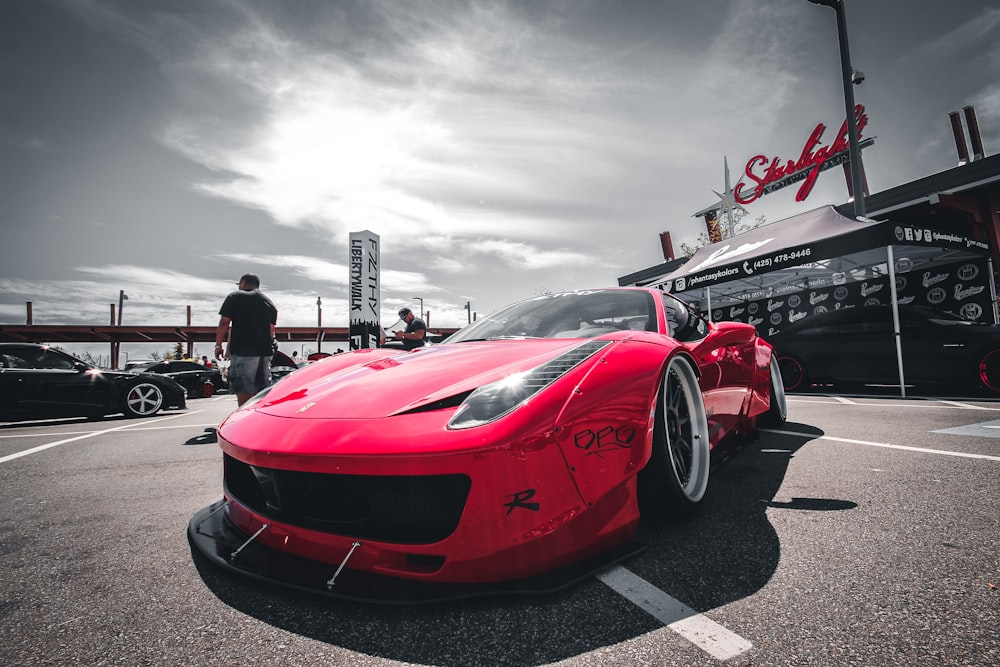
[348,230,380,350]
[735,105,871,205]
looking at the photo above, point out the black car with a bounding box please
[126,359,224,398]
[767,304,1000,394]
[269,350,300,383]
[0,343,187,422]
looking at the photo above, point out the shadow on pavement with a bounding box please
[189,422,837,666]
[184,427,218,445]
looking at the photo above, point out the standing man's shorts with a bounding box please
[227,355,272,395]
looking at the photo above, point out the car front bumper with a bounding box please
[188,499,643,604]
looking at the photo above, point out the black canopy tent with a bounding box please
[655,206,884,295]
[654,205,996,397]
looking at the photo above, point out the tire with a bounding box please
[776,355,807,392]
[639,354,711,519]
[759,353,788,426]
[978,349,1000,394]
[122,381,165,418]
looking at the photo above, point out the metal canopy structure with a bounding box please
[0,325,459,347]
[0,325,345,345]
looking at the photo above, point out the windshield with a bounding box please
[446,290,657,343]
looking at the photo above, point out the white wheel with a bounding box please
[123,382,164,418]
[640,354,710,517]
[760,353,788,426]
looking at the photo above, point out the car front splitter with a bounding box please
[188,499,644,605]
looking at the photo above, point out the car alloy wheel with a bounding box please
[776,355,806,391]
[978,349,1000,393]
[639,354,710,517]
[124,382,164,417]
[761,353,788,426]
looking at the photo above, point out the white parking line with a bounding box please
[938,400,983,409]
[597,565,752,661]
[789,397,1000,410]
[761,428,1000,462]
[0,422,220,439]
[0,411,202,464]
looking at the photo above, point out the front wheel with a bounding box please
[122,382,165,418]
[639,354,711,519]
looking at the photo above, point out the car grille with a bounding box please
[223,454,471,544]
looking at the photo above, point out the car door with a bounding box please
[831,307,897,384]
[0,347,39,419]
[24,348,109,417]
[896,311,973,384]
[162,361,204,393]
[769,311,843,381]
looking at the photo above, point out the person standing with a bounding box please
[393,307,426,350]
[215,273,278,406]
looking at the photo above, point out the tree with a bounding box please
[680,207,767,258]
[172,342,185,360]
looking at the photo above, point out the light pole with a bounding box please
[807,0,866,217]
[316,296,322,354]
[117,290,128,326]
[412,296,424,321]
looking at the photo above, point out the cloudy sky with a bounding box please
[2,0,999,358]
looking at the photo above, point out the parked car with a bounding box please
[189,287,785,602]
[125,359,224,398]
[768,304,1000,393]
[270,350,299,383]
[0,343,187,421]
[122,358,156,370]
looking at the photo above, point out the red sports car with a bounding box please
[189,288,786,602]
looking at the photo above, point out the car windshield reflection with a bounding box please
[446,290,657,343]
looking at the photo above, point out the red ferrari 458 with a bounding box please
[189,288,786,602]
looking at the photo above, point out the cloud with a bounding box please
[919,7,1000,58]
[218,253,348,286]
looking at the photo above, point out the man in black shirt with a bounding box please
[393,307,426,350]
[215,273,278,406]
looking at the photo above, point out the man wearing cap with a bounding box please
[215,273,278,406]
[393,307,426,350]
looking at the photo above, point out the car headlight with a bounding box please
[448,340,611,429]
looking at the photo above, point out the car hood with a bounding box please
[251,338,610,420]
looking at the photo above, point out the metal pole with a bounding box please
[809,0,866,217]
[316,296,322,354]
[834,1,866,217]
[886,245,905,398]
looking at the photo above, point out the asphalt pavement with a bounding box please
[1,392,997,666]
